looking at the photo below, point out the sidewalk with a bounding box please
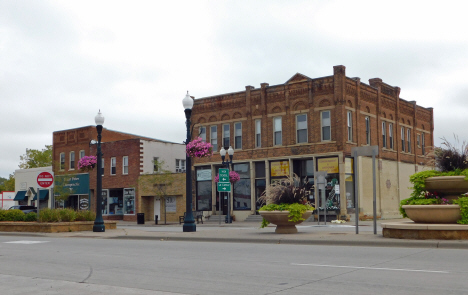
[6,219,468,249]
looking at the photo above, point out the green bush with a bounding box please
[0,209,6,221]
[23,212,37,222]
[76,210,96,221]
[59,208,77,222]
[39,208,61,222]
[5,209,26,221]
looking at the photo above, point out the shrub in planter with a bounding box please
[39,208,61,222]
[5,209,26,221]
[24,212,37,222]
[59,208,77,222]
[76,210,96,221]
[0,209,5,221]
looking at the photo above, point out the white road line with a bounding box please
[291,263,449,274]
[4,241,50,244]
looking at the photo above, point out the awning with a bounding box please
[32,190,49,201]
[13,191,27,201]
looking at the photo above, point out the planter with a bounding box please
[425,176,468,199]
[402,205,461,224]
[0,221,117,233]
[259,211,312,234]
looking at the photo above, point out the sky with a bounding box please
[1,0,468,178]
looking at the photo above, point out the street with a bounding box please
[1,235,468,295]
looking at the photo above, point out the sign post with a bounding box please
[37,171,54,219]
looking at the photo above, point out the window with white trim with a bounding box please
[296,114,307,144]
[255,119,261,148]
[79,150,85,159]
[365,116,371,145]
[101,159,105,176]
[223,124,230,149]
[389,123,394,149]
[407,129,412,153]
[69,151,75,170]
[401,127,405,152]
[110,157,116,175]
[234,122,242,149]
[347,111,353,141]
[210,126,218,152]
[199,126,206,142]
[176,159,186,173]
[60,153,65,170]
[321,111,331,141]
[273,117,282,145]
[123,156,128,174]
[422,133,425,155]
[382,122,387,148]
[417,134,421,147]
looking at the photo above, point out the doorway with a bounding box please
[216,191,228,215]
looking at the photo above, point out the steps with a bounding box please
[244,215,264,222]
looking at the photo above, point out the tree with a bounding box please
[0,174,15,191]
[19,145,52,169]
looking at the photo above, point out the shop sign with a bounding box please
[54,174,90,195]
[79,197,89,210]
[270,161,290,177]
[317,157,339,174]
[197,169,212,181]
[345,158,354,174]
[166,197,176,212]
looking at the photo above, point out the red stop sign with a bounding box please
[37,172,54,188]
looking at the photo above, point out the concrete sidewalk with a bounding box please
[4,219,468,249]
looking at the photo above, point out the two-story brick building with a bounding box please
[52,126,186,221]
[189,65,434,221]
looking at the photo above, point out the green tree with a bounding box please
[0,174,15,191]
[19,145,52,169]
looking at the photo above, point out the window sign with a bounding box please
[101,189,108,215]
[166,197,176,212]
[270,161,289,177]
[197,169,212,181]
[123,188,135,214]
[79,196,89,210]
[317,157,339,174]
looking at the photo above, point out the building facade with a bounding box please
[52,126,186,221]
[13,166,54,209]
[189,65,434,221]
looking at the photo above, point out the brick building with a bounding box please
[52,126,186,221]
[189,65,434,221]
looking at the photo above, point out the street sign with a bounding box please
[217,182,231,192]
[37,172,54,188]
[218,168,230,183]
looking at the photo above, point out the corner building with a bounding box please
[191,65,434,221]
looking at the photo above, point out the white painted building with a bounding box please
[14,166,54,209]
[1,191,15,209]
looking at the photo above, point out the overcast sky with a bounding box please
[1,0,468,178]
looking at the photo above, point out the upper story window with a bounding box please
[273,117,282,146]
[176,159,186,173]
[255,119,261,148]
[234,122,242,149]
[401,127,405,152]
[365,116,371,145]
[79,150,85,159]
[422,133,425,155]
[69,151,75,170]
[382,122,387,148]
[223,124,230,149]
[60,153,65,170]
[347,111,353,142]
[296,114,307,144]
[389,123,394,149]
[153,157,159,173]
[407,129,412,153]
[210,126,218,152]
[123,156,128,175]
[110,157,116,175]
[417,134,421,147]
[101,158,105,176]
[199,126,206,142]
[321,111,331,141]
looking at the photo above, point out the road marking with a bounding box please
[4,241,50,244]
[291,263,450,274]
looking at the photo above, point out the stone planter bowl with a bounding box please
[402,205,461,224]
[259,211,312,234]
[425,176,468,198]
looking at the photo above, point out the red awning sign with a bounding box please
[37,172,54,188]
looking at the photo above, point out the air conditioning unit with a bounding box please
[176,168,186,173]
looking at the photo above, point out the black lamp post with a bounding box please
[93,110,105,232]
[182,91,196,232]
[220,146,234,223]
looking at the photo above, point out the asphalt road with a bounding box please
[1,235,468,295]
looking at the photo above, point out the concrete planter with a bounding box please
[0,221,117,233]
[425,176,468,198]
[259,211,312,234]
[402,205,461,224]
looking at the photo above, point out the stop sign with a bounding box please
[37,172,54,188]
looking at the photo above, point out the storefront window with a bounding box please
[345,157,355,208]
[196,166,212,211]
[270,160,290,182]
[293,159,314,204]
[316,157,340,211]
[123,188,135,214]
[255,161,266,212]
[233,163,251,210]
[101,189,108,215]
[108,189,123,215]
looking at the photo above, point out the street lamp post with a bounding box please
[93,110,105,232]
[220,146,234,223]
[182,91,196,232]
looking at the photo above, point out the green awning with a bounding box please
[32,190,49,201]
[14,191,27,201]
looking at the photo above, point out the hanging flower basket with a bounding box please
[214,171,240,183]
[78,156,97,172]
[186,137,213,158]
